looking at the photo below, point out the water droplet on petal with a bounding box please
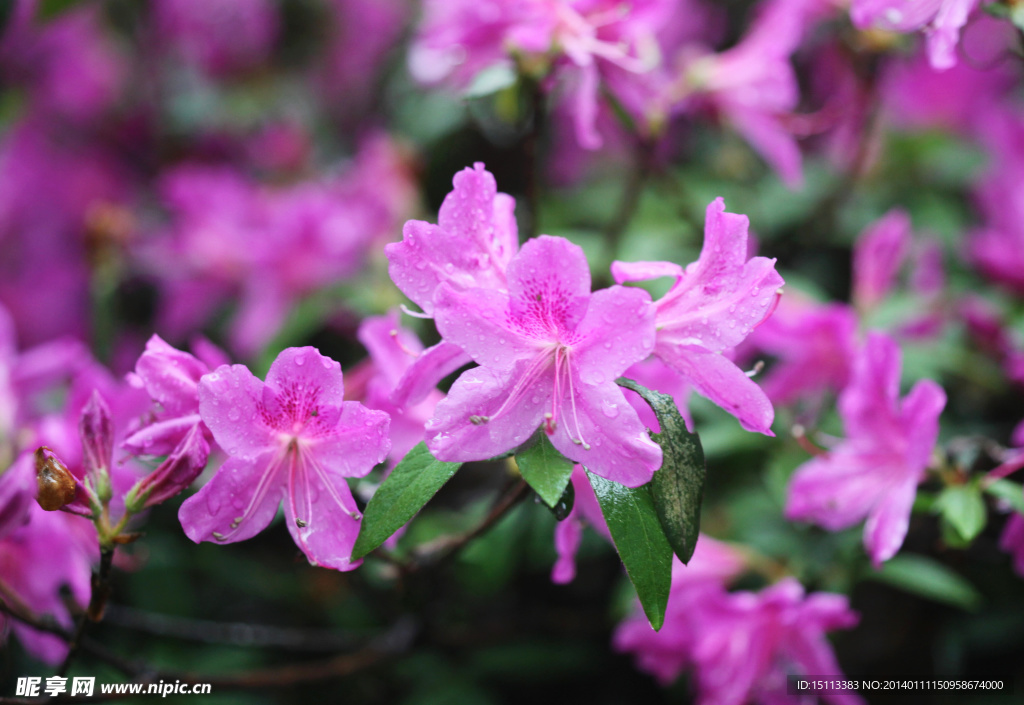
[295,356,306,367]
[602,401,619,418]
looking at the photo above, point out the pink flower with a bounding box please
[409,0,673,149]
[616,568,861,705]
[385,163,518,406]
[851,0,979,71]
[613,538,747,685]
[669,0,826,188]
[179,347,390,571]
[612,197,784,435]
[124,335,227,456]
[786,332,946,567]
[748,294,857,407]
[426,235,662,487]
[852,209,912,313]
[0,505,95,664]
[352,310,443,464]
[153,0,279,76]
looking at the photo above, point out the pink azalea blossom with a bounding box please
[667,0,827,188]
[352,311,443,464]
[612,197,784,435]
[385,163,518,406]
[747,294,857,407]
[880,14,1018,136]
[851,0,979,71]
[616,569,861,705]
[0,505,95,664]
[613,537,747,685]
[426,235,662,487]
[124,335,227,456]
[409,0,673,149]
[153,0,279,76]
[179,347,390,571]
[143,136,415,355]
[852,209,912,312]
[786,332,946,567]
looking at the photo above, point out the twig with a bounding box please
[409,479,530,571]
[58,547,114,676]
[601,139,655,270]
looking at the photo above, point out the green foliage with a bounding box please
[617,377,706,564]
[351,443,463,560]
[983,480,1024,515]
[514,433,574,509]
[586,471,672,630]
[870,554,982,611]
[934,482,988,544]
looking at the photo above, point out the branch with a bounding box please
[58,547,115,676]
[409,478,530,571]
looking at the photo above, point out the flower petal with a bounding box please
[134,334,206,416]
[506,235,591,335]
[610,260,684,284]
[263,347,347,431]
[391,340,472,407]
[785,451,886,531]
[572,285,655,384]
[307,402,391,477]
[284,450,363,571]
[548,380,662,488]
[657,344,774,435]
[434,285,538,370]
[198,364,274,458]
[178,452,284,545]
[864,477,917,567]
[426,364,550,462]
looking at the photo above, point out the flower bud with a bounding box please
[34,447,77,512]
[80,390,114,501]
[125,424,210,513]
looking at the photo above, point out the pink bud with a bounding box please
[127,424,209,511]
[79,390,114,478]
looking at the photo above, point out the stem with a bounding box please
[982,451,1024,487]
[410,479,530,571]
[523,80,545,240]
[600,139,655,279]
[59,547,115,676]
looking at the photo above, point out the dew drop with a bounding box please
[295,356,306,367]
[602,401,619,418]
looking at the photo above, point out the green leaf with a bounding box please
[465,65,518,98]
[515,434,574,508]
[933,483,987,543]
[983,479,1024,515]
[617,377,706,564]
[37,0,88,20]
[869,554,981,611]
[586,470,672,630]
[351,443,462,560]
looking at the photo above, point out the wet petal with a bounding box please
[657,344,774,435]
[434,285,539,370]
[198,364,274,458]
[391,340,472,407]
[426,365,550,462]
[307,402,391,477]
[284,450,364,571]
[178,452,284,545]
[573,286,655,383]
[549,380,662,488]
[507,236,591,336]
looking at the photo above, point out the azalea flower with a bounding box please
[612,197,784,435]
[385,163,518,406]
[123,334,228,456]
[785,332,946,566]
[426,235,662,487]
[851,0,979,71]
[178,347,390,571]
